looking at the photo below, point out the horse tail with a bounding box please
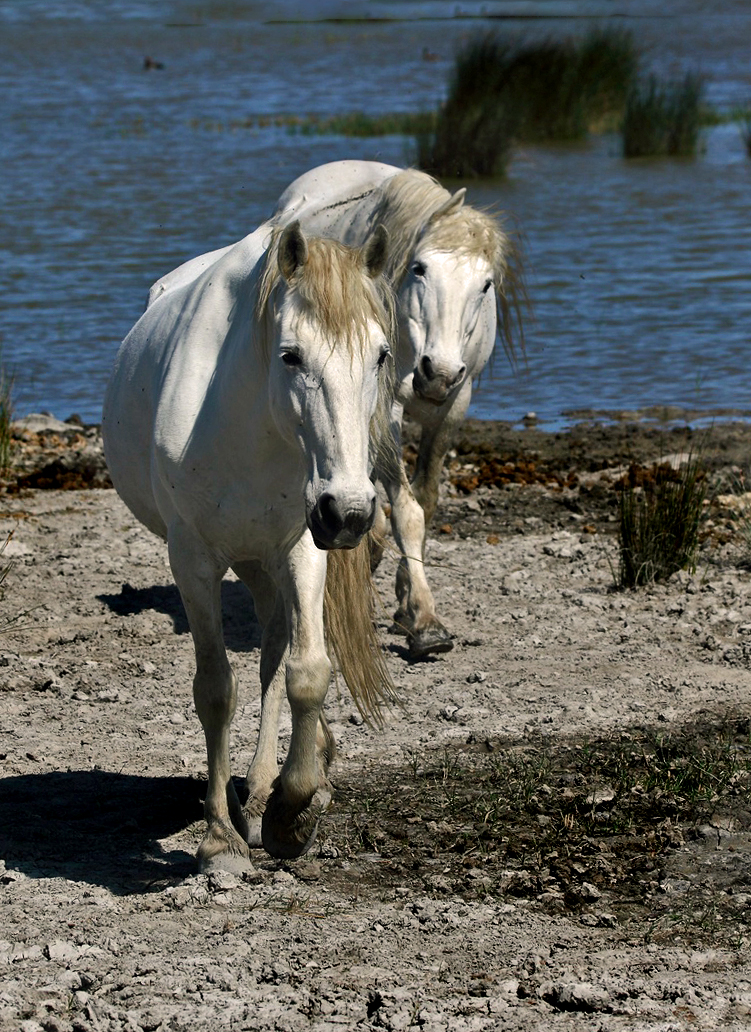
[324,537,399,727]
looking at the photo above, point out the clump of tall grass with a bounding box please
[622,73,704,157]
[0,359,13,475]
[741,109,751,159]
[616,455,707,588]
[418,27,637,177]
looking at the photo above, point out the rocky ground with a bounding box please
[2,413,751,1031]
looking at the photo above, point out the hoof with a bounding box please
[408,624,454,659]
[197,819,252,874]
[261,783,332,860]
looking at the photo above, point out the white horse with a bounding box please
[270,161,523,658]
[102,221,397,867]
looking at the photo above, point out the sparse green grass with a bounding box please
[0,531,11,599]
[328,713,751,943]
[622,72,704,157]
[298,110,436,138]
[186,111,436,138]
[616,454,707,588]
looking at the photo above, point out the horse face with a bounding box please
[399,250,496,405]
[270,300,391,551]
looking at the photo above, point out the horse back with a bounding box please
[273,160,399,245]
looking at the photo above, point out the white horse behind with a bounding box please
[103,221,396,867]
[270,161,523,658]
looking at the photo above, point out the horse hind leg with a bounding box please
[169,525,251,873]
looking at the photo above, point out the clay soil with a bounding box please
[2,415,751,1031]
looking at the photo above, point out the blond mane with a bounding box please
[372,169,525,358]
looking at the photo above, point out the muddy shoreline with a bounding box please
[2,413,751,1031]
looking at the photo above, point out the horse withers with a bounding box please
[271,161,524,658]
[102,221,397,868]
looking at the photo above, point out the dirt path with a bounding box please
[1,418,751,1031]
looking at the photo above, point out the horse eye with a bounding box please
[412,261,426,278]
[482,279,493,294]
[377,348,391,369]
[281,351,302,367]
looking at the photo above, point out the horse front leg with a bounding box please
[412,379,471,526]
[231,561,336,852]
[261,539,334,859]
[385,460,453,660]
[395,381,472,657]
[168,524,250,873]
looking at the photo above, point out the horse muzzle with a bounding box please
[412,354,467,404]
[307,491,377,550]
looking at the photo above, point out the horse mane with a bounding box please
[372,168,525,360]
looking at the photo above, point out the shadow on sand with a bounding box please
[0,768,213,894]
[98,579,263,651]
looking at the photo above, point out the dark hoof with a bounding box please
[261,784,332,860]
[408,624,454,659]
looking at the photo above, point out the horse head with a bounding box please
[269,222,394,550]
[381,184,507,407]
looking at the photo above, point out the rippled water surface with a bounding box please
[1,0,750,427]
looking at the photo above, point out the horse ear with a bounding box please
[278,221,309,281]
[431,188,466,221]
[362,224,389,279]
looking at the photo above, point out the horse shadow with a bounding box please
[0,768,216,895]
[98,579,263,651]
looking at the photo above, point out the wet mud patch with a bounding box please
[313,710,751,947]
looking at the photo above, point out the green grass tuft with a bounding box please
[418,27,637,177]
[622,73,704,158]
[616,454,707,588]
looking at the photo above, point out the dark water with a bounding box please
[1,0,750,429]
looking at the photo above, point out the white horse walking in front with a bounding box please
[271,161,523,658]
[103,221,396,867]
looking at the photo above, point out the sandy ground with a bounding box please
[1,416,751,1031]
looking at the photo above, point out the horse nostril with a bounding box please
[454,363,467,386]
[421,355,434,380]
[317,492,343,534]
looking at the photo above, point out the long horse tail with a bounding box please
[324,537,399,727]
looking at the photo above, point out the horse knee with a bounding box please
[193,663,238,727]
[285,653,331,712]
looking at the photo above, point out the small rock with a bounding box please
[542,982,611,1013]
[580,881,601,901]
[207,869,240,893]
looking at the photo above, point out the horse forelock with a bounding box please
[255,228,397,463]
[256,231,395,357]
[374,169,525,360]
